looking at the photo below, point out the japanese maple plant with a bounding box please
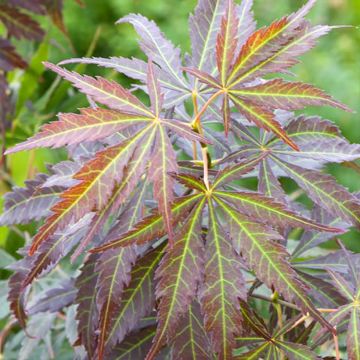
[2,0,360,359]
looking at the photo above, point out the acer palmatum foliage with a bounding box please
[3,0,360,359]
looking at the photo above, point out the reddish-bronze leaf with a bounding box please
[0,5,44,40]
[29,126,153,255]
[146,199,206,359]
[6,109,151,153]
[200,201,246,359]
[44,62,153,117]
[231,79,351,112]
[170,301,213,360]
[0,38,27,71]
[216,0,239,86]
[148,125,178,244]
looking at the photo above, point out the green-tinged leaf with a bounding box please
[146,199,206,359]
[234,23,333,85]
[227,17,290,86]
[272,158,360,228]
[200,201,246,359]
[91,194,202,252]
[170,301,214,360]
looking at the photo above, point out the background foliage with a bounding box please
[0,0,359,358]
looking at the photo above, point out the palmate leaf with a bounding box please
[170,301,213,360]
[3,0,359,358]
[214,196,332,332]
[146,199,206,359]
[92,177,340,358]
[200,201,246,358]
[6,61,208,256]
[236,304,321,360]
[185,0,350,149]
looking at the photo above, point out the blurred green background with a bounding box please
[0,0,359,257]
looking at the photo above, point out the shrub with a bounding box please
[2,0,360,358]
